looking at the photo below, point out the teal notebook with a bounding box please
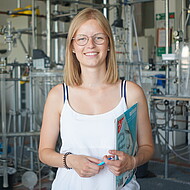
[115,103,138,190]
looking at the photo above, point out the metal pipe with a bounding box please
[103,0,108,18]
[13,67,18,169]
[182,0,186,41]
[17,66,22,147]
[53,12,77,18]
[0,132,40,137]
[125,5,133,80]
[58,0,107,7]
[126,0,154,4]
[170,128,190,133]
[7,21,12,52]
[132,5,142,86]
[0,74,8,188]
[54,4,59,64]
[17,0,21,8]
[29,70,34,170]
[165,0,170,95]
[46,0,51,58]
[20,113,28,165]
[164,0,169,179]
[164,102,169,179]
[32,0,37,50]
[165,0,169,55]
[18,36,28,54]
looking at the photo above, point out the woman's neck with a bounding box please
[80,67,107,89]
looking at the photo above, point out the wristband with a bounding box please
[63,152,72,169]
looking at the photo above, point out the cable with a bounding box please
[157,130,190,162]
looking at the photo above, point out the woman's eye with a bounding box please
[78,37,86,41]
[96,36,103,40]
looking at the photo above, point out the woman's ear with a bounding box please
[71,43,75,53]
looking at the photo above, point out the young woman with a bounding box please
[39,8,154,190]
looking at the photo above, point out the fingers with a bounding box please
[79,161,102,177]
[108,150,125,159]
[103,155,116,165]
[104,151,135,176]
[73,155,104,178]
[87,156,104,165]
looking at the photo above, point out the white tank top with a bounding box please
[51,81,140,190]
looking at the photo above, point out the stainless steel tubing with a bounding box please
[103,0,108,18]
[181,0,186,40]
[0,75,8,188]
[54,4,59,64]
[165,1,169,55]
[0,132,40,137]
[46,0,51,58]
[13,67,19,169]
[165,0,169,95]
[164,0,169,179]
[170,128,190,133]
[126,0,154,4]
[17,67,22,147]
[32,0,37,50]
[17,0,21,8]
[124,5,133,80]
[29,70,34,170]
[19,111,28,165]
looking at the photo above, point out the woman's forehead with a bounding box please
[74,19,104,35]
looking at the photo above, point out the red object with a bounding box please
[118,117,124,133]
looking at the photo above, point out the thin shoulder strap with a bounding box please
[121,80,127,104]
[62,83,69,102]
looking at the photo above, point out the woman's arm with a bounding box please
[128,81,154,167]
[104,81,154,176]
[38,84,64,168]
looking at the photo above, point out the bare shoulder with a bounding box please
[48,83,63,99]
[45,83,64,113]
[126,81,147,107]
[127,81,144,96]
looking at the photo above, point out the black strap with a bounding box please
[123,80,127,104]
[62,83,69,102]
[121,80,127,104]
[62,83,66,102]
[66,85,69,100]
[121,79,124,98]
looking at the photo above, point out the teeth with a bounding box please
[85,52,97,56]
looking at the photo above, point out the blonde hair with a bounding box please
[64,8,118,86]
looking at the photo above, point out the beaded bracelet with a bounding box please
[63,152,72,169]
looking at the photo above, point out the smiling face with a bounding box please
[72,19,109,70]
[64,8,118,86]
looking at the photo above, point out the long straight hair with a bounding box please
[64,8,119,86]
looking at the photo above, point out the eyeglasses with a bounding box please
[72,33,107,46]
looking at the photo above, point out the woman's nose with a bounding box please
[86,37,95,48]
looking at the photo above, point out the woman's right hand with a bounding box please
[67,154,104,177]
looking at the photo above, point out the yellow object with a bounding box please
[11,5,40,17]
[20,75,29,84]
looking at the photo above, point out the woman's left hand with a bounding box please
[103,150,136,176]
